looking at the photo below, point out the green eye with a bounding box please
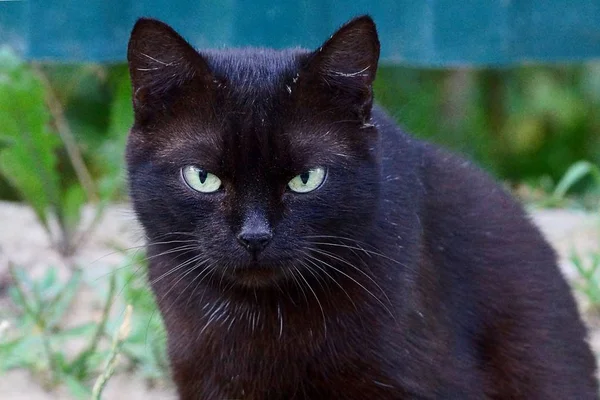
[182,166,222,193]
[288,167,326,193]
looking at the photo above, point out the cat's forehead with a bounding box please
[201,48,307,91]
[145,48,372,171]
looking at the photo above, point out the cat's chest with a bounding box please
[170,313,452,400]
[167,303,410,398]
[201,350,408,400]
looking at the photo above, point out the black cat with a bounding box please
[126,15,598,399]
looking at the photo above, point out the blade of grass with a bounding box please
[91,304,132,400]
[552,161,600,202]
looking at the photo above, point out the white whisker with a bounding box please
[302,250,396,321]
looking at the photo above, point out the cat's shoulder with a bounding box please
[418,138,532,229]
[372,105,548,255]
[372,105,521,212]
[419,141,508,206]
[415,135,559,276]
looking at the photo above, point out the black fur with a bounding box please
[126,16,598,399]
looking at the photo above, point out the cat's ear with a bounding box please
[127,18,212,124]
[304,16,380,121]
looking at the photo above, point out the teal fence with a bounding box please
[1,1,600,66]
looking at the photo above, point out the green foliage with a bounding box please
[572,251,600,314]
[374,65,600,182]
[552,161,600,207]
[1,266,89,392]
[0,51,134,254]
[43,64,133,200]
[0,253,169,398]
[500,68,599,181]
[0,48,64,234]
[0,50,89,254]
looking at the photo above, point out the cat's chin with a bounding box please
[225,265,285,288]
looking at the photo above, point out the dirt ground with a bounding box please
[0,201,598,399]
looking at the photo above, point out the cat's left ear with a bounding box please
[304,15,380,121]
[127,18,213,125]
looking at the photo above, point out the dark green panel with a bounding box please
[1,1,600,66]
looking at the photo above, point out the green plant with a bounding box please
[0,49,90,254]
[571,251,600,314]
[0,265,93,396]
[522,160,600,209]
[0,50,133,255]
[0,252,169,398]
[0,49,81,254]
[551,161,600,207]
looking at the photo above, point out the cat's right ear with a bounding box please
[301,16,380,122]
[127,18,212,124]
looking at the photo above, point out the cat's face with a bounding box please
[126,17,381,287]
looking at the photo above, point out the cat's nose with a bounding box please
[236,231,273,254]
[237,210,273,254]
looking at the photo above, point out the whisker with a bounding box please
[185,261,219,310]
[302,250,396,321]
[294,265,327,336]
[288,266,309,305]
[144,256,206,346]
[297,259,326,292]
[307,241,405,266]
[105,245,198,297]
[310,247,393,306]
[90,237,199,269]
[298,251,357,311]
[160,259,213,318]
[149,253,205,287]
[303,235,375,248]
[107,245,199,301]
[279,268,299,308]
[149,231,200,240]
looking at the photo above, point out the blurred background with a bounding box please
[0,1,599,399]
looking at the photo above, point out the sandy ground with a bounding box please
[0,201,598,399]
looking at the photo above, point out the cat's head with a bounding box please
[126,16,382,288]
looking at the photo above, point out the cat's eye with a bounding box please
[181,166,222,193]
[287,167,326,193]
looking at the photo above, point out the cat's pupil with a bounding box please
[300,172,310,184]
[198,170,208,184]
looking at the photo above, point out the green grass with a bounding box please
[572,251,600,313]
[0,251,168,399]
